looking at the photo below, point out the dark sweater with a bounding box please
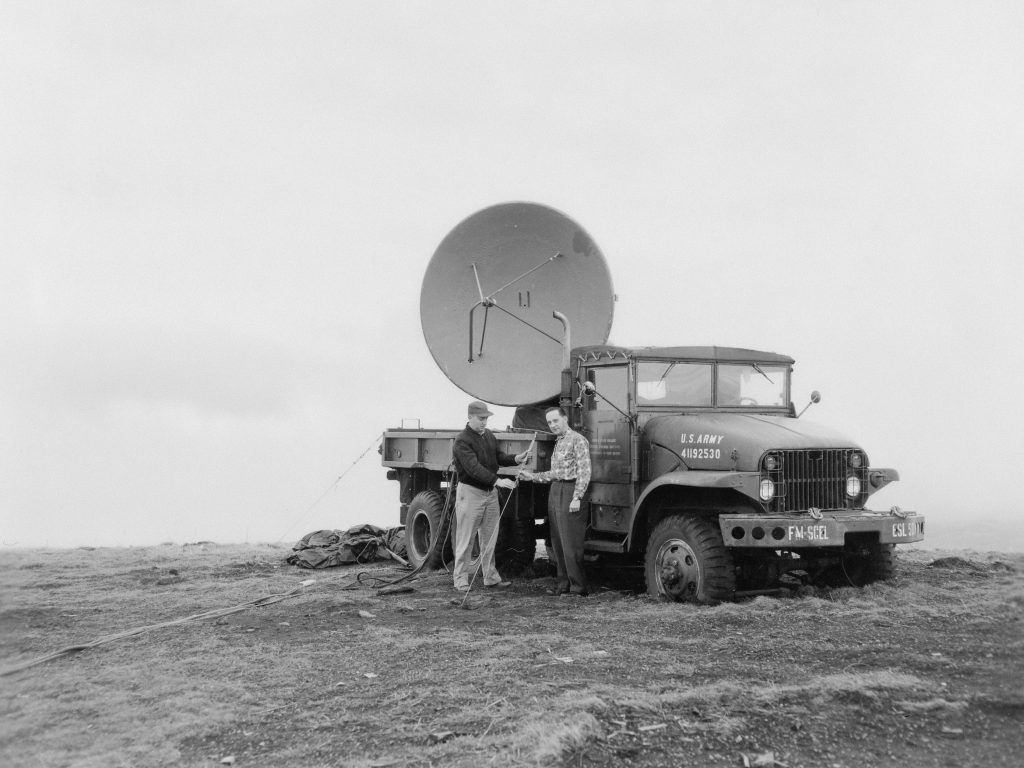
[453,424,518,490]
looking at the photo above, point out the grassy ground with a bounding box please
[1,543,1021,767]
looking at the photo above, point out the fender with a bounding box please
[628,470,761,550]
[866,467,900,495]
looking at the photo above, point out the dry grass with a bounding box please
[1,544,1022,767]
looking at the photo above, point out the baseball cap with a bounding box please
[468,400,494,417]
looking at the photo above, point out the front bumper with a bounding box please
[719,510,925,548]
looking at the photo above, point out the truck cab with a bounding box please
[568,345,923,601]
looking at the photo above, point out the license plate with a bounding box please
[786,524,832,542]
[891,520,922,539]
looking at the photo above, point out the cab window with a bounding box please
[587,365,629,413]
[636,362,713,406]
[716,363,788,406]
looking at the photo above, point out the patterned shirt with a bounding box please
[533,428,591,500]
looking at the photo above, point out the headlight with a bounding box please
[848,452,863,469]
[764,454,780,471]
[846,476,861,498]
[760,478,775,501]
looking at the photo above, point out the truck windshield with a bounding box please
[716,363,789,407]
[636,362,713,406]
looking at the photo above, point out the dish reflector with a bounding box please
[420,202,614,406]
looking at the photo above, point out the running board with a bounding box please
[584,539,627,554]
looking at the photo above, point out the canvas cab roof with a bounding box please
[571,344,795,366]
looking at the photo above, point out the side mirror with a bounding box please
[574,379,596,409]
[797,390,822,418]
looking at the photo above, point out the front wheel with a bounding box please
[823,542,896,587]
[644,514,735,603]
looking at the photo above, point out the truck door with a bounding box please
[581,364,634,537]
[582,364,633,486]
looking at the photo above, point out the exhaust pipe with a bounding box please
[553,311,572,411]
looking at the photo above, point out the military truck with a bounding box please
[380,203,924,602]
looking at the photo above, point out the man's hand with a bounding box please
[494,478,516,490]
[519,470,534,481]
[515,449,531,464]
[569,498,581,513]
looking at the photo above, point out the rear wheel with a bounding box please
[405,491,451,569]
[645,514,735,603]
[495,489,537,575]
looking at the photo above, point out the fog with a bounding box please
[3,2,1022,551]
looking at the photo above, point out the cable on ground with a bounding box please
[1,583,311,677]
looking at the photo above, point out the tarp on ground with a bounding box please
[286,525,406,569]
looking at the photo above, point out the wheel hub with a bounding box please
[656,538,701,599]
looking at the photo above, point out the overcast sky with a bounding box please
[2,2,1022,550]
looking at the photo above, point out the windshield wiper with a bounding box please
[751,363,774,385]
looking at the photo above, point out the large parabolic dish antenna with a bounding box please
[420,202,614,406]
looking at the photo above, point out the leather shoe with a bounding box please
[486,580,512,588]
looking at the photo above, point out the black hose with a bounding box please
[359,463,458,591]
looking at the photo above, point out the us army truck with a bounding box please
[380,203,924,602]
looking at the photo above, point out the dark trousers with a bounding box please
[548,480,589,594]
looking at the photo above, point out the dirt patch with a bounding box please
[1,545,1021,767]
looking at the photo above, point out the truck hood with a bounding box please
[642,413,862,472]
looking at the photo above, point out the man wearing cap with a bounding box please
[451,400,532,592]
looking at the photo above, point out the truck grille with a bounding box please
[770,449,860,513]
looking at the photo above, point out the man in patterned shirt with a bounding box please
[521,406,592,596]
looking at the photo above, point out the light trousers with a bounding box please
[453,483,503,588]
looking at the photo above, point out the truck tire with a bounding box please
[405,491,451,570]
[838,542,896,586]
[869,543,897,581]
[445,489,535,576]
[495,503,536,576]
[645,514,735,603]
